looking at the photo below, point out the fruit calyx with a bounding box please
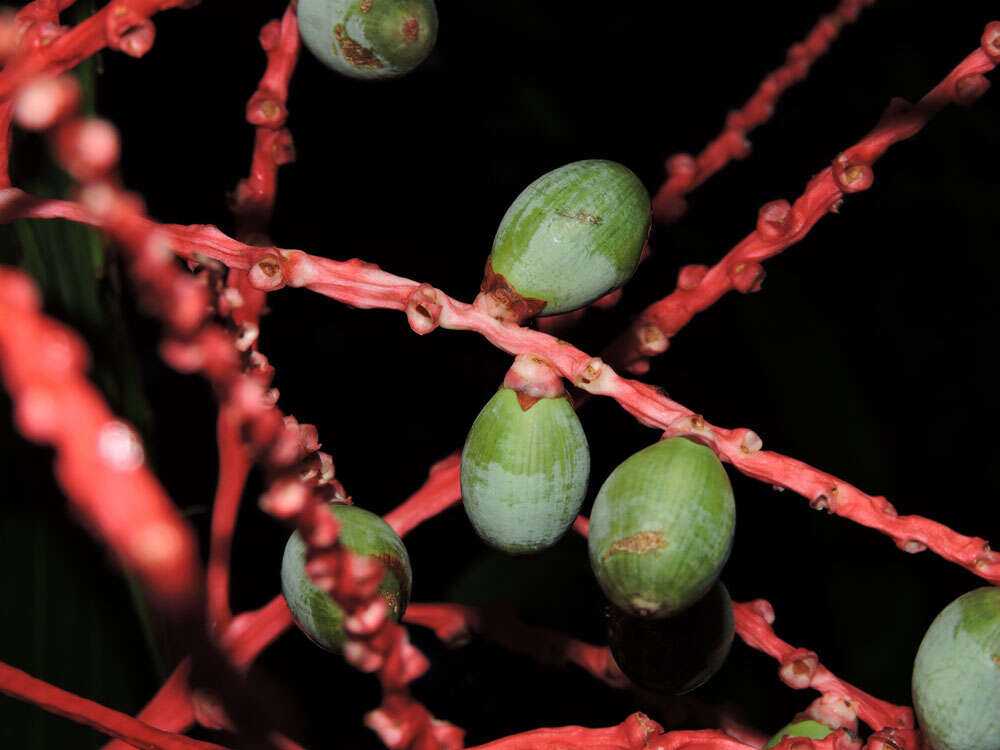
[502,353,566,410]
[476,258,547,324]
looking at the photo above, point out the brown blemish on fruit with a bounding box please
[516,391,542,411]
[992,653,1000,667]
[604,531,666,559]
[401,18,420,41]
[359,0,373,12]
[378,589,399,613]
[480,258,546,323]
[557,210,603,225]
[334,25,384,69]
[377,553,410,607]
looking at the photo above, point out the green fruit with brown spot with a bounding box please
[588,437,735,618]
[461,387,589,555]
[298,0,438,80]
[484,160,650,320]
[764,719,835,748]
[912,586,1000,750]
[281,504,411,652]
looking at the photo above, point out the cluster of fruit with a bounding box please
[283,2,1000,748]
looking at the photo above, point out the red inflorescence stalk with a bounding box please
[0,0,191,101]
[0,267,204,614]
[609,22,1000,374]
[0,661,227,750]
[404,603,628,689]
[732,600,912,733]
[208,0,300,634]
[651,0,876,224]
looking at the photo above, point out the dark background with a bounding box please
[2,0,1000,747]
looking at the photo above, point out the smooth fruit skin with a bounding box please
[297,0,438,80]
[588,437,735,618]
[607,581,734,695]
[912,586,1000,750]
[488,160,650,316]
[281,504,412,652]
[764,720,835,748]
[461,387,589,555]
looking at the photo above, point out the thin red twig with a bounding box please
[651,0,876,223]
[208,1,300,634]
[608,22,1000,374]
[0,661,227,750]
[0,267,204,613]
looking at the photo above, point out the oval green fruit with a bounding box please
[588,437,735,618]
[281,503,412,652]
[764,719,835,748]
[461,386,589,554]
[297,0,437,80]
[912,586,1000,750]
[607,581,734,695]
[484,160,650,319]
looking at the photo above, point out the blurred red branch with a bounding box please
[0,267,204,612]
[0,661,227,750]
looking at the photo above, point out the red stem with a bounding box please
[651,0,876,223]
[610,26,1000,374]
[0,661,226,750]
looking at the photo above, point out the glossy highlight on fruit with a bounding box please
[297,0,438,80]
[912,586,1000,750]
[764,719,835,748]
[460,386,589,554]
[588,437,735,618]
[483,159,650,320]
[281,503,412,652]
[607,581,734,695]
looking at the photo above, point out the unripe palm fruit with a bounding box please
[588,437,735,618]
[481,160,650,322]
[911,586,1000,750]
[460,364,589,555]
[281,504,412,652]
[606,581,734,695]
[764,720,835,748]
[297,0,437,80]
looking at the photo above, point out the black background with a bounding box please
[2,0,1000,747]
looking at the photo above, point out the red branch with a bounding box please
[733,601,912,733]
[0,661,226,750]
[208,1,300,634]
[651,0,875,223]
[383,454,462,537]
[609,22,1000,374]
[0,267,204,613]
[0,0,191,103]
[403,603,628,689]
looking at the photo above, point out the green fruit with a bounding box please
[483,160,650,319]
[912,586,1000,750]
[764,720,835,748]
[461,387,589,554]
[297,0,437,80]
[281,504,412,652]
[588,437,735,618]
[606,581,734,695]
